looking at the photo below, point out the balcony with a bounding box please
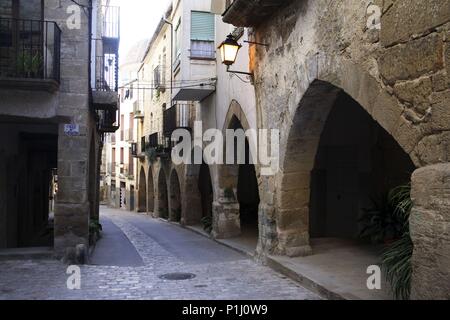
[154,65,165,92]
[133,136,146,159]
[97,108,119,133]
[164,103,193,141]
[125,128,135,142]
[0,18,61,92]
[222,0,289,27]
[172,79,216,102]
[92,5,120,112]
[131,142,138,157]
[133,100,144,119]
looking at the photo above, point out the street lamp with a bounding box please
[218,34,242,66]
[218,34,252,77]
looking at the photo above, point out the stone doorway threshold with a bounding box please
[185,225,258,258]
[267,238,392,300]
[0,247,54,261]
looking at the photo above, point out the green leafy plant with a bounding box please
[201,216,213,234]
[16,52,43,77]
[358,183,413,300]
[381,184,413,300]
[89,219,103,245]
[146,147,158,162]
[358,193,403,244]
[381,232,413,300]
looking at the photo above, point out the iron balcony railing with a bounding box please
[153,65,165,91]
[98,108,119,133]
[141,136,147,154]
[163,103,193,139]
[131,143,138,156]
[94,55,118,92]
[0,18,61,82]
[149,132,159,149]
[101,5,120,39]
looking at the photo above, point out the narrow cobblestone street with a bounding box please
[0,207,319,300]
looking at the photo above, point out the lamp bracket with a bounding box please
[226,65,253,77]
[244,40,269,47]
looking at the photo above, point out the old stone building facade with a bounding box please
[218,0,450,299]
[0,0,119,259]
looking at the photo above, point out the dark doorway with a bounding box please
[198,162,213,220]
[169,170,181,222]
[309,91,416,239]
[229,116,260,243]
[158,170,169,219]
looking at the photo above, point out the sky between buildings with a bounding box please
[111,0,172,64]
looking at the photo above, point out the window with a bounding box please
[190,11,215,59]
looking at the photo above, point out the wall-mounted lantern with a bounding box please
[218,34,252,77]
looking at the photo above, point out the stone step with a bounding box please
[0,247,54,261]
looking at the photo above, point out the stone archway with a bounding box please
[138,167,146,212]
[147,166,155,214]
[169,169,182,222]
[213,100,260,250]
[276,78,420,257]
[157,168,169,219]
[198,163,213,221]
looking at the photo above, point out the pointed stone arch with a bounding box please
[169,169,182,222]
[137,166,146,212]
[275,75,419,256]
[212,100,260,251]
[156,167,169,219]
[147,165,155,214]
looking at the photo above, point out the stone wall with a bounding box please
[44,0,100,258]
[244,0,450,298]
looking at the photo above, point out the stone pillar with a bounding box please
[181,174,202,226]
[410,164,450,299]
[212,190,241,239]
[275,171,312,257]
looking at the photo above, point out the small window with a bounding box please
[190,11,215,59]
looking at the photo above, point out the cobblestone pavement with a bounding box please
[0,208,320,300]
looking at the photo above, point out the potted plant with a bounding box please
[16,52,43,78]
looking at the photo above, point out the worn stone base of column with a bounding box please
[277,229,313,257]
[212,199,241,239]
[410,164,450,300]
[54,202,90,259]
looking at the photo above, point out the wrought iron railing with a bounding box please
[101,5,120,39]
[98,108,119,133]
[154,65,165,91]
[141,136,147,154]
[94,55,118,92]
[0,18,61,82]
[163,103,193,139]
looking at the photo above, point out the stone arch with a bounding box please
[137,166,146,212]
[276,78,417,257]
[147,165,155,214]
[198,162,213,221]
[156,167,169,219]
[169,169,182,222]
[213,100,260,250]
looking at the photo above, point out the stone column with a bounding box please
[410,164,450,299]
[181,173,202,226]
[212,190,241,239]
